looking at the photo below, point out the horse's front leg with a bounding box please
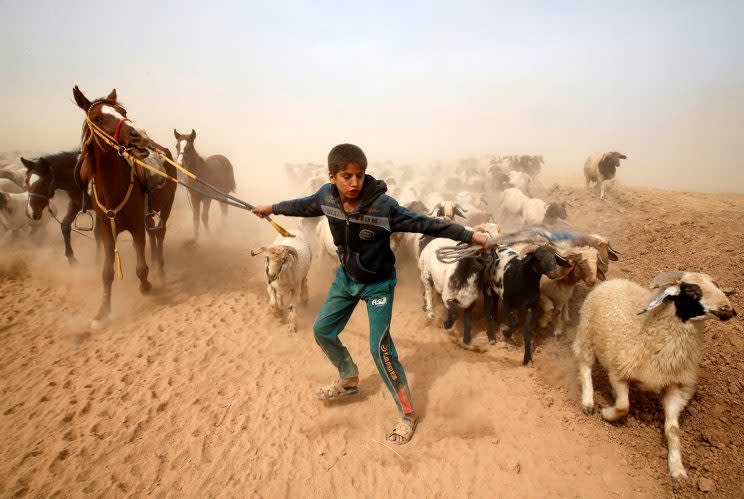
[62,197,81,264]
[92,224,115,330]
[133,227,151,294]
[191,192,201,241]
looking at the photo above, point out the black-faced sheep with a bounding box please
[573,271,737,481]
[584,151,627,200]
[484,244,572,362]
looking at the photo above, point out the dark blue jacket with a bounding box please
[273,175,473,283]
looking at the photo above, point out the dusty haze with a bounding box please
[1,2,743,195]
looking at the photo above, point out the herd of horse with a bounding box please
[22,87,236,329]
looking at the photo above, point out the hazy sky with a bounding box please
[1,0,742,192]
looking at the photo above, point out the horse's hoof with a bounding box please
[140,281,152,294]
[67,256,78,265]
[488,338,496,345]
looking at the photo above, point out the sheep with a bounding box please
[303,173,327,195]
[484,244,572,362]
[557,234,619,280]
[418,237,489,345]
[584,151,627,200]
[428,201,467,221]
[391,201,429,262]
[573,271,737,481]
[315,217,338,264]
[0,178,24,194]
[497,187,529,220]
[521,198,568,226]
[506,170,533,195]
[538,246,599,336]
[0,191,49,243]
[251,232,312,333]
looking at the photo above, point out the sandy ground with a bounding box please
[1,180,742,498]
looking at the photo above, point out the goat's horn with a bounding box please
[649,271,686,290]
[638,285,680,315]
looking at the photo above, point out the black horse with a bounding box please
[22,151,100,263]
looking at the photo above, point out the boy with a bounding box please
[253,144,488,444]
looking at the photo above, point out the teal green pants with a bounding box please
[313,266,414,415]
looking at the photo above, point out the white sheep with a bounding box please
[506,170,533,196]
[497,187,529,220]
[418,236,486,344]
[0,191,50,243]
[584,151,627,200]
[520,198,568,226]
[0,178,24,194]
[251,232,312,333]
[314,217,338,264]
[573,271,737,481]
[303,173,327,196]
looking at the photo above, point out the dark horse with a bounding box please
[22,151,102,263]
[173,129,236,240]
[73,86,177,329]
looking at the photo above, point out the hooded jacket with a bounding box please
[273,175,473,283]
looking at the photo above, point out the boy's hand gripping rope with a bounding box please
[435,227,582,264]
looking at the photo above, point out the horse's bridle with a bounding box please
[85,100,140,156]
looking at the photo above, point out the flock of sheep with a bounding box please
[266,152,736,482]
[1,147,737,482]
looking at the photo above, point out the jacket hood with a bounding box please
[332,174,387,213]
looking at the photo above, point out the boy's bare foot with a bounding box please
[387,414,418,445]
[315,377,359,401]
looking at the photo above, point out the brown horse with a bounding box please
[73,86,177,329]
[173,129,236,240]
[22,151,103,263]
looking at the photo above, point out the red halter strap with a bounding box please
[113,117,129,143]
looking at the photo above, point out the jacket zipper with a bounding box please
[344,214,350,269]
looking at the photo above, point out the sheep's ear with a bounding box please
[250,247,267,256]
[638,285,680,315]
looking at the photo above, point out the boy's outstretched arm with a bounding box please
[389,202,489,249]
[252,190,324,219]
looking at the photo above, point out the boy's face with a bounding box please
[330,163,365,200]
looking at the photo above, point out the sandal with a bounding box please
[387,416,418,445]
[314,379,359,401]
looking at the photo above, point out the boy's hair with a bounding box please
[328,143,367,175]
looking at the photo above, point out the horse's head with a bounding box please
[73,86,149,159]
[21,156,54,220]
[173,129,196,164]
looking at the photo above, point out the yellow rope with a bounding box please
[85,118,294,238]
[90,166,135,280]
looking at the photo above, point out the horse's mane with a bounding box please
[40,150,80,163]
